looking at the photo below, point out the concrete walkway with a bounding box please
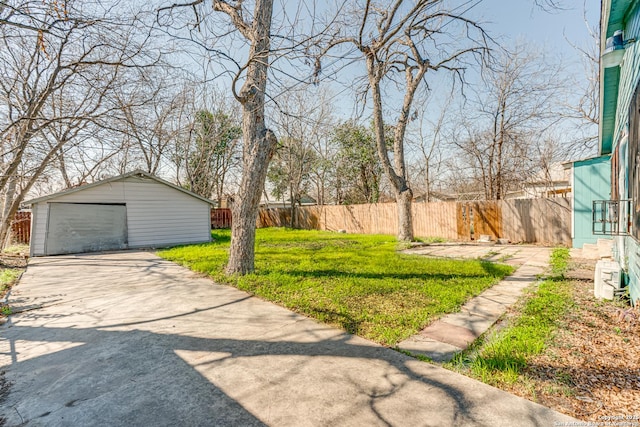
[398,244,551,362]
[0,251,575,426]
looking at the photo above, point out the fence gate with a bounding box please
[457,203,472,240]
[456,202,503,241]
[473,201,502,240]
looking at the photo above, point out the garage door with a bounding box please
[46,203,127,255]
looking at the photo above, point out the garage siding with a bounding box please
[30,176,211,256]
[31,203,49,256]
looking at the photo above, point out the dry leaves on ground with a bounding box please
[0,253,27,271]
[509,259,640,421]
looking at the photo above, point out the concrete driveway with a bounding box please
[0,251,576,426]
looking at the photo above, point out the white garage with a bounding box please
[25,170,213,256]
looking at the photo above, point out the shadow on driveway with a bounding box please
[0,251,574,426]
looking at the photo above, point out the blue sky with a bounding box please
[175,0,602,134]
[473,0,599,64]
[309,1,602,118]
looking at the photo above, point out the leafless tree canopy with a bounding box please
[0,0,158,246]
[449,45,565,200]
[322,0,491,240]
[562,7,599,158]
[266,87,335,221]
[0,0,596,259]
[155,0,350,273]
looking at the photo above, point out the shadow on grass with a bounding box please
[276,260,512,281]
[211,231,232,244]
[479,261,513,278]
[280,268,486,282]
[307,307,360,335]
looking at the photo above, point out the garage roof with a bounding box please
[23,170,215,206]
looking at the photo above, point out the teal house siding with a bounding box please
[572,156,611,249]
[612,4,640,144]
[600,0,640,304]
[618,5,640,305]
[623,238,640,304]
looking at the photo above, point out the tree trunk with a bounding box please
[495,101,507,200]
[226,129,276,274]
[366,53,418,242]
[0,192,22,249]
[0,176,39,248]
[397,187,414,242]
[2,178,16,224]
[425,162,430,203]
[0,178,17,247]
[227,126,277,273]
[58,149,73,188]
[289,182,295,228]
[225,0,276,275]
[0,134,75,248]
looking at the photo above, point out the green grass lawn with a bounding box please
[0,268,23,315]
[446,248,572,385]
[159,228,513,346]
[0,269,20,294]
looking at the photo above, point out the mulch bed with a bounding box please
[0,253,27,271]
[508,258,640,421]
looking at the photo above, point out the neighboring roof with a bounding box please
[413,191,457,202]
[23,170,215,206]
[529,163,571,184]
[259,194,317,207]
[299,195,317,204]
[599,0,635,155]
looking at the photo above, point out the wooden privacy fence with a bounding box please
[257,198,572,246]
[211,208,232,229]
[9,202,568,245]
[457,199,572,245]
[11,211,31,244]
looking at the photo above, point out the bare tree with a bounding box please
[158,0,341,273]
[54,132,124,188]
[327,0,489,240]
[114,73,188,175]
[0,0,156,246]
[450,45,563,200]
[267,137,315,222]
[405,95,451,202]
[294,89,336,207]
[215,0,277,274]
[267,88,333,223]
[563,7,599,157]
[533,0,564,11]
[159,0,278,273]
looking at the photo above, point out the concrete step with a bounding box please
[581,243,601,260]
[597,238,614,259]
